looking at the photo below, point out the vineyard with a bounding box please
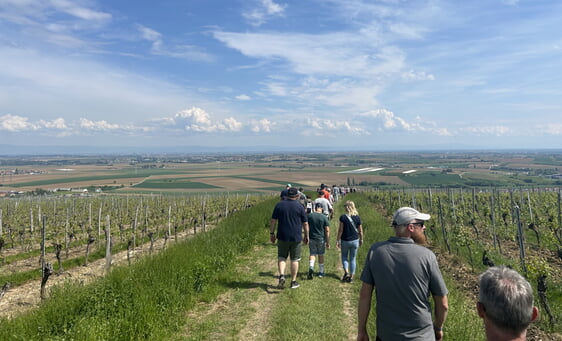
[0,192,266,315]
[366,187,562,332]
[0,188,560,339]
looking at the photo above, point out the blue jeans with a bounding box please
[341,239,359,275]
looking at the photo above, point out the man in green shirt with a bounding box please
[307,203,330,279]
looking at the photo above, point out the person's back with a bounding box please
[313,196,331,216]
[364,238,446,339]
[308,210,328,240]
[358,207,448,341]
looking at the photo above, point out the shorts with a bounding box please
[277,240,302,262]
[308,239,325,256]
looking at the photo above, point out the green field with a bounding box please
[132,179,222,189]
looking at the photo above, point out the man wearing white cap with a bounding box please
[357,207,449,341]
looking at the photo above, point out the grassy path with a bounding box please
[170,204,361,340]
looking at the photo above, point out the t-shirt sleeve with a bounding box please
[271,205,279,220]
[359,248,376,286]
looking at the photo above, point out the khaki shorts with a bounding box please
[277,240,302,262]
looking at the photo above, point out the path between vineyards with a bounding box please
[173,240,357,341]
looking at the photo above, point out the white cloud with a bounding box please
[213,31,403,78]
[306,118,368,135]
[166,107,244,133]
[136,24,215,62]
[250,118,274,133]
[50,0,112,21]
[359,109,451,136]
[401,70,435,81]
[236,94,251,100]
[0,114,38,131]
[38,117,67,129]
[79,118,120,131]
[243,0,286,26]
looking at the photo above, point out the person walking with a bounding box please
[478,266,539,341]
[357,207,448,341]
[336,200,363,283]
[307,203,330,279]
[313,190,333,218]
[270,187,309,289]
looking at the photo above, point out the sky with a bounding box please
[1,0,562,153]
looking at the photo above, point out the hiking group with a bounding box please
[270,184,540,340]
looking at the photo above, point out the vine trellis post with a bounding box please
[514,205,527,274]
[438,197,451,253]
[105,215,112,274]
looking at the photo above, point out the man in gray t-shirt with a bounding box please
[358,207,449,341]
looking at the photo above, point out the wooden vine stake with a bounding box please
[438,198,451,253]
[514,205,527,274]
[40,215,46,273]
[105,215,112,274]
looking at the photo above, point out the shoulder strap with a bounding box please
[345,215,358,234]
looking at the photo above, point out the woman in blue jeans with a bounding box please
[336,200,364,282]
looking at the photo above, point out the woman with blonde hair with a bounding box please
[336,200,364,282]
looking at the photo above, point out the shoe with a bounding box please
[347,276,353,283]
[342,273,350,282]
[290,280,300,289]
[307,268,314,280]
[277,275,286,289]
[318,272,324,278]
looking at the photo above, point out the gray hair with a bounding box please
[478,266,535,334]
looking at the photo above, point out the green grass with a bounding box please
[132,179,222,189]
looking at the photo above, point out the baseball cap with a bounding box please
[392,207,431,226]
[287,187,299,197]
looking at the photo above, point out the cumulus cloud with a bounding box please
[243,0,286,26]
[358,109,452,136]
[0,114,38,131]
[250,118,274,133]
[79,118,120,131]
[169,107,243,133]
[306,118,368,135]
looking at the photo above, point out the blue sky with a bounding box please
[1,0,561,152]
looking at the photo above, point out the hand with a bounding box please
[326,242,331,250]
[336,240,341,249]
[434,329,443,340]
[303,235,309,245]
[270,234,276,243]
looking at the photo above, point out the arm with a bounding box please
[357,282,374,341]
[324,225,330,249]
[336,221,344,249]
[432,295,449,341]
[303,221,309,245]
[269,218,277,243]
[358,224,364,246]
